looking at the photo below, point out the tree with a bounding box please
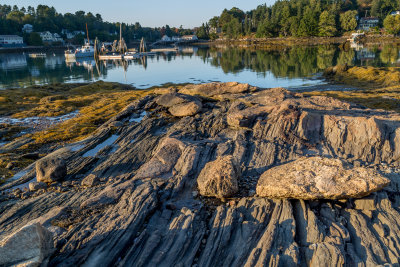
[340,10,358,31]
[27,32,43,46]
[383,14,400,34]
[318,11,337,36]
[297,7,319,37]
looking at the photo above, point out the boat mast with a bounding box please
[86,23,90,45]
[120,24,122,54]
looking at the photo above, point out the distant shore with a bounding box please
[0,46,69,54]
[199,34,400,48]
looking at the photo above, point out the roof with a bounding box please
[360,17,379,21]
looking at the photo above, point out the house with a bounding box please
[161,35,172,42]
[39,32,64,43]
[61,30,85,39]
[210,27,222,34]
[391,11,400,16]
[358,17,379,31]
[181,35,198,41]
[0,35,24,47]
[172,36,182,42]
[22,24,33,33]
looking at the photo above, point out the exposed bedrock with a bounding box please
[1,82,400,266]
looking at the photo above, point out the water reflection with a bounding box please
[0,44,399,89]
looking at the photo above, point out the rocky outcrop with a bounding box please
[36,157,67,183]
[156,92,202,117]
[197,155,240,199]
[0,223,53,266]
[256,157,390,199]
[2,83,400,266]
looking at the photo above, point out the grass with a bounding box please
[306,65,400,112]
[0,81,153,180]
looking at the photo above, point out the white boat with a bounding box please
[64,49,76,60]
[98,53,123,60]
[28,53,46,58]
[124,52,139,60]
[75,43,94,58]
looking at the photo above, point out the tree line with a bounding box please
[0,4,194,45]
[195,0,400,39]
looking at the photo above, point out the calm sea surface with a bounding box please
[0,44,398,90]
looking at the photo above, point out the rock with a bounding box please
[256,157,390,200]
[179,82,254,97]
[168,101,202,117]
[197,155,240,199]
[0,223,54,267]
[81,174,100,187]
[5,162,14,170]
[36,157,67,183]
[29,182,47,191]
[156,92,202,117]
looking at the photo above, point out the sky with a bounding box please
[3,0,276,28]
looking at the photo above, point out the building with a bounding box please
[358,17,379,31]
[39,31,64,43]
[0,35,24,47]
[62,29,85,39]
[161,35,172,42]
[172,36,182,42]
[181,35,198,41]
[391,11,400,16]
[22,24,33,33]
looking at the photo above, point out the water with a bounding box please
[0,44,399,90]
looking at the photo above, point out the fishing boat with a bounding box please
[74,24,95,58]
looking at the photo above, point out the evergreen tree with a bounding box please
[318,11,337,36]
[340,10,358,31]
[383,14,400,34]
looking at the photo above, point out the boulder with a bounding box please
[256,157,390,200]
[81,174,100,187]
[36,157,67,183]
[156,92,202,117]
[197,155,240,199]
[168,101,202,117]
[29,182,47,191]
[0,223,54,267]
[179,82,253,97]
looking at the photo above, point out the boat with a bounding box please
[98,24,127,61]
[123,52,139,60]
[98,53,123,60]
[64,49,76,60]
[74,43,95,58]
[28,53,46,58]
[74,23,95,58]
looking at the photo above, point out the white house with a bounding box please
[39,32,64,43]
[358,17,379,31]
[172,36,182,42]
[161,35,172,42]
[61,30,85,39]
[0,35,24,46]
[22,24,33,33]
[182,35,198,41]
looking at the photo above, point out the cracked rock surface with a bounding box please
[1,82,400,266]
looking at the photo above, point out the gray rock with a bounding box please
[36,157,67,183]
[81,174,100,187]
[0,223,53,266]
[256,157,390,200]
[168,101,202,117]
[29,182,47,191]
[197,155,240,199]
